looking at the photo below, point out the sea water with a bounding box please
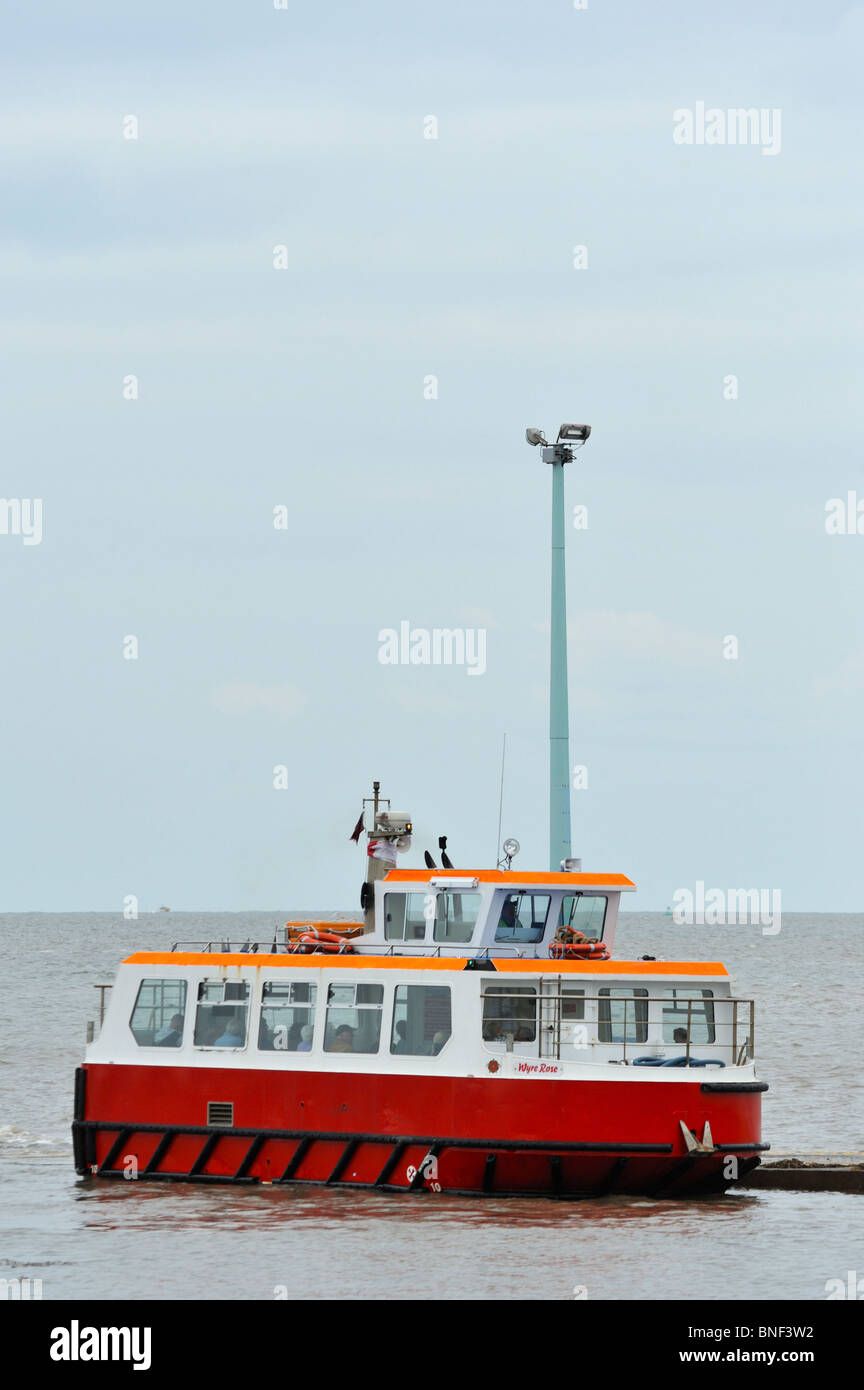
[0,912,860,1301]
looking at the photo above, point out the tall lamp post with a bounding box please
[525,423,592,871]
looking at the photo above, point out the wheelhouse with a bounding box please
[370,868,635,956]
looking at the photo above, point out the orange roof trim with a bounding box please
[494,959,728,977]
[384,869,636,888]
[123,952,726,976]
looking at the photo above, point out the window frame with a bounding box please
[432,891,483,945]
[481,983,539,1048]
[661,988,716,1044]
[598,986,649,1043]
[193,978,251,1050]
[561,986,585,1021]
[324,981,385,1055]
[390,983,453,1057]
[128,978,188,1048]
[558,893,608,941]
[493,891,552,945]
[258,980,318,1053]
[383,891,430,942]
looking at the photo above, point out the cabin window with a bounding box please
[482,985,537,1044]
[562,987,585,1021]
[391,985,452,1056]
[494,892,551,944]
[662,988,715,1045]
[559,894,607,941]
[324,982,384,1054]
[129,979,188,1047]
[259,981,317,1052]
[384,892,430,941]
[598,987,648,1043]
[193,980,250,1048]
[432,892,483,944]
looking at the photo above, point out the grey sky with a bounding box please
[1,1,861,909]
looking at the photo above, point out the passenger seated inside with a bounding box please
[327,1024,355,1053]
[483,1003,537,1045]
[673,1027,688,1045]
[213,1015,245,1046]
[154,1014,184,1047]
[392,1020,408,1054]
[296,1025,313,1052]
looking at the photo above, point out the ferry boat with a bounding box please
[72,424,769,1197]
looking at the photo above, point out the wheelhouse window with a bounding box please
[662,988,715,1045]
[432,892,482,945]
[598,987,648,1043]
[129,979,187,1047]
[482,985,537,1044]
[324,982,383,1054]
[259,981,317,1052]
[193,980,250,1048]
[384,892,429,942]
[391,985,452,1056]
[559,894,607,941]
[494,892,551,944]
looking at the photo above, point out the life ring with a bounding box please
[291,931,354,955]
[549,940,609,960]
[285,922,363,939]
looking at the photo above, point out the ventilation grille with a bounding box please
[207,1102,234,1127]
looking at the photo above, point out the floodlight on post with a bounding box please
[557,424,592,445]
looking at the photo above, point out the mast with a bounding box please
[524,423,592,870]
[549,453,571,872]
[358,783,412,933]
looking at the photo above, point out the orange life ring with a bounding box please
[291,931,354,955]
[549,940,609,960]
[285,922,364,941]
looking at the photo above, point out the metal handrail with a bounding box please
[169,939,529,957]
[481,992,755,1067]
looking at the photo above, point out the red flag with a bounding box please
[349,813,364,843]
[367,838,398,864]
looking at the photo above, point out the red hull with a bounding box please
[74,1063,765,1197]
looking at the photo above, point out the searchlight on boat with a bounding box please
[501,837,520,869]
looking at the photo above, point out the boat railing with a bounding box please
[172,941,285,953]
[169,940,530,958]
[485,992,756,1068]
[347,943,527,958]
